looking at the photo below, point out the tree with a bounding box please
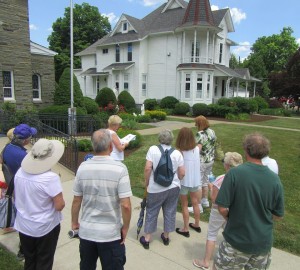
[54,67,84,107]
[245,27,298,74]
[48,3,111,81]
[229,54,242,69]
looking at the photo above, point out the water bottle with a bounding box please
[208,173,216,183]
[68,229,79,239]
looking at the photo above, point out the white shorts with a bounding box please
[207,207,226,241]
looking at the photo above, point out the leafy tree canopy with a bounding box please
[244,27,298,75]
[48,3,111,81]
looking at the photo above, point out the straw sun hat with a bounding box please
[21,138,65,174]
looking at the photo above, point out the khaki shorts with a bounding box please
[214,240,272,270]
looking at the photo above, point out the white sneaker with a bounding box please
[188,204,203,213]
[201,199,210,208]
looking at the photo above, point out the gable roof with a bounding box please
[30,41,57,56]
[76,0,233,56]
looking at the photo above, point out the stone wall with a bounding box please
[0,0,33,108]
[31,54,56,109]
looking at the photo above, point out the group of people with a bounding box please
[0,113,284,270]
[138,115,284,270]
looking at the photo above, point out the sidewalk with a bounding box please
[1,121,300,269]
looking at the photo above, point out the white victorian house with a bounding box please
[75,0,260,105]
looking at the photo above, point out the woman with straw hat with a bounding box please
[14,138,65,270]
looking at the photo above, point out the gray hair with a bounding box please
[12,136,27,146]
[158,129,174,145]
[243,133,270,159]
[108,115,122,126]
[223,152,243,167]
[91,129,112,153]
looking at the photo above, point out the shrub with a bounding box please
[95,87,117,107]
[160,96,179,109]
[144,99,158,110]
[217,97,234,107]
[192,103,210,116]
[118,91,136,111]
[77,139,93,152]
[39,105,87,115]
[53,67,83,107]
[157,108,173,115]
[92,112,109,129]
[121,119,138,130]
[118,112,135,121]
[135,114,151,123]
[232,97,252,113]
[173,102,190,115]
[208,104,237,117]
[117,128,142,149]
[253,96,269,112]
[268,99,283,109]
[82,97,99,114]
[145,110,167,120]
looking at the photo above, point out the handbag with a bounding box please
[0,177,16,228]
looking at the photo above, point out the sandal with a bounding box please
[175,228,190,238]
[189,223,201,233]
[161,233,170,246]
[192,259,209,269]
[139,236,149,249]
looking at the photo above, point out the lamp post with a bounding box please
[68,0,76,135]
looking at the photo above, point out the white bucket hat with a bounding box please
[22,138,65,174]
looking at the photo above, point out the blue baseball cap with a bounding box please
[13,124,37,139]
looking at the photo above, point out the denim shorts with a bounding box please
[180,185,201,195]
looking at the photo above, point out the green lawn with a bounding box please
[0,245,23,270]
[124,122,300,256]
[243,117,300,130]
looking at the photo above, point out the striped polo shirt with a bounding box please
[73,155,132,242]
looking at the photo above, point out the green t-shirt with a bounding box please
[216,162,284,254]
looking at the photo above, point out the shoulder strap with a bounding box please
[157,145,164,155]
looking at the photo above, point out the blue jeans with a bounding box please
[79,238,126,270]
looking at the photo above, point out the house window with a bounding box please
[128,43,132,62]
[116,44,120,62]
[124,74,129,90]
[2,71,14,99]
[214,77,218,96]
[142,74,147,97]
[219,43,223,63]
[207,74,211,98]
[196,74,203,98]
[122,22,128,32]
[191,41,200,62]
[32,74,41,100]
[115,73,119,93]
[103,48,108,54]
[94,55,97,66]
[185,74,191,98]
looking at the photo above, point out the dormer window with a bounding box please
[122,22,128,33]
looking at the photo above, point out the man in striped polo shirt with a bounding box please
[71,129,132,270]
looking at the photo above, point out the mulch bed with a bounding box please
[207,114,277,123]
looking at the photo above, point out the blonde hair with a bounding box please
[223,152,243,167]
[108,115,122,126]
[194,115,210,131]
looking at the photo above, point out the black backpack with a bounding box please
[154,145,175,187]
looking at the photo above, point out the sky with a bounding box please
[28,0,300,61]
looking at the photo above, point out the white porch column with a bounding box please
[182,32,185,63]
[236,80,239,97]
[206,30,209,63]
[253,82,256,97]
[212,33,215,63]
[245,81,248,97]
[193,29,197,62]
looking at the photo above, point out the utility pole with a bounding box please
[68,0,76,135]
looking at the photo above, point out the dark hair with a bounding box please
[176,127,196,151]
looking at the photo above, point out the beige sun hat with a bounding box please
[223,152,243,167]
[21,138,65,174]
